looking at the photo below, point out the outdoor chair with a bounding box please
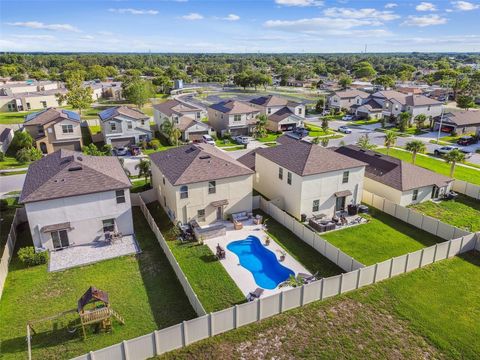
[233,220,243,230]
[247,288,264,301]
[298,272,318,284]
[216,244,226,260]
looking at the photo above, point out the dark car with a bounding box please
[457,136,477,146]
[293,127,309,138]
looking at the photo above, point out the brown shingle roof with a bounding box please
[153,99,201,117]
[210,100,259,115]
[20,149,131,204]
[333,145,453,191]
[249,95,300,107]
[98,106,148,121]
[440,110,480,127]
[237,149,258,171]
[334,89,369,99]
[256,140,366,177]
[406,94,442,106]
[149,144,254,186]
[24,108,80,126]
[268,107,302,123]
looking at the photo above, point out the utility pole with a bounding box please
[436,106,445,144]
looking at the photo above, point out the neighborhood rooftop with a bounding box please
[334,89,369,99]
[19,149,131,204]
[209,100,258,114]
[24,108,80,125]
[441,110,480,127]
[333,145,453,191]
[153,99,201,117]
[149,143,254,186]
[249,95,300,107]
[98,106,149,121]
[373,90,442,106]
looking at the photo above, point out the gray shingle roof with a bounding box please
[98,106,149,121]
[334,89,369,99]
[210,100,259,115]
[438,110,480,127]
[153,99,201,117]
[267,107,302,123]
[20,149,131,204]
[24,108,80,125]
[149,144,254,186]
[249,95,300,107]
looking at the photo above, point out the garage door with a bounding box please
[111,137,135,147]
[53,141,81,152]
[189,131,208,141]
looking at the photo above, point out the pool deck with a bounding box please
[205,219,311,299]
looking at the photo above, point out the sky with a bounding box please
[1,0,480,53]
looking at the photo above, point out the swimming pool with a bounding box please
[227,235,294,289]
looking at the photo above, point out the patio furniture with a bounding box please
[247,288,264,301]
[216,244,226,260]
[104,232,112,244]
[308,219,336,233]
[358,205,369,214]
[233,220,243,230]
[443,191,458,200]
[232,211,249,222]
[253,215,263,225]
[298,272,318,284]
[347,204,359,216]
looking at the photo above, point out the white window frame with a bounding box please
[180,185,189,199]
[62,124,74,134]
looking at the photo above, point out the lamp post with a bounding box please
[436,106,445,144]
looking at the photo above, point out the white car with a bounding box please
[202,134,215,146]
[338,125,352,134]
[434,145,458,156]
[114,147,129,156]
[233,135,250,145]
[342,115,354,121]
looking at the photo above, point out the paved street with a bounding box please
[0,174,26,195]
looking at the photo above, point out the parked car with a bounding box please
[338,125,352,134]
[292,127,309,139]
[461,149,473,159]
[434,145,458,156]
[233,135,250,145]
[457,136,477,146]
[320,110,330,116]
[341,115,354,121]
[113,147,129,156]
[202,134,215,145]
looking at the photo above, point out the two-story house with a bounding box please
[328,89,370,113]
[19,149,133,251]
[23,108,83,154]
[248,95,305,132]
[153,99,211,142]
[98,106,152,147]
[207,100,260,137]
[238,137,366,219]
[150,143,254,225]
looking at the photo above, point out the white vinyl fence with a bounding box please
[0,207,27,299]
[258,196,365,272]
[137,196,206,317]
[362,190,472,240]
[452,180,480,200]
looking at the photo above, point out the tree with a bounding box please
[253,114,268,139]
[353,61,376,79]
[170,128,182,146]
[82,143,105,156]
[64,71,93,114]
[135,159,151,184]
[86,65,108,81]
[15,147,42,163]
[339,76,352,89]
[383,131,397,155]
[315,97,325,113]
[11,131,33,152]
[55,92,67,106]
[443,149,465,177]
[373,75,395,89]
[320,137,330,148]
[456,95,474,110]
[413,114,427,129]
[123,77,155,108]
[29,70,49,80]
[398,112,411,132]
[312,136,320,144]
[405,140,426,165]
[321,118,329,133]
[356,134,376,150]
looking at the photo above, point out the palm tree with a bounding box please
[253,114,268,139]
[356,134,376,150]
[170,128,182,146]
[405,140,426,165]
[321,137,330,148]
[443,149,465,177]
[398,112,411,132]
[135,159,151,184]
[384,131,397,155]
[160,120,173,137]
[413,114,427,130]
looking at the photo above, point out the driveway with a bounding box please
[0,174,25,195]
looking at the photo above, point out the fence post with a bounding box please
[154,330,161,355]
[373,263,378,283]
[234,305,238,329]
[279,291,284,313]
[459,236,465,254]
[122,340,129,360]
[356,268,361,289]
[300,285,305,306]
[419,248,425,267]
[388,258,394,278]
[209,313,214,336]
[89,351,96,360]
[404,253,410,273]
[339,273,344,294]
[182,321,188,346]
[319,279,324,300]
[257,298,262,321]
[336,249,340,266]
[432,244,438,263]
[350,258,354,272]
[446,240,452,258]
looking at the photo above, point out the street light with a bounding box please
[436,106,444,144]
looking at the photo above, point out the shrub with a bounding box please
[0,199,8,211]
[11,131,34,152]
[15,147,42,163]
[150,139,160,150]
[18,247,48,266]
[0,151,4,162]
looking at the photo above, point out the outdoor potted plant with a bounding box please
[264,236,271,246]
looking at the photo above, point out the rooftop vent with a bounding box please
[374,154,382,157]
[199,155,211,160]
[77,156,83,161]
[68,166,83,172]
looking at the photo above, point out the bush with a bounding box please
[0,151,4,162]
[10,131,34,152]
[15,147,42,163]
[18,247,48,266]
[150,139,160,150]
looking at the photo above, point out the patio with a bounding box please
[204,218,311,298]
[48,235,141,272]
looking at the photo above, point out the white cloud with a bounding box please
[264,17,382,31]
[275,0,323,7]
[416,2,437,11]
[12,34,56,40]
[79,35,95,40]
[222,14,240,21]
[181,13,204,20]
[6,21,80,32]
[451,1,480,10]
[402,14,447,26]
[323,7,400,21]
[385,3,398,8]
[108,8,158,15]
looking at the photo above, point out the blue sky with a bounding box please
[1,0,480,52]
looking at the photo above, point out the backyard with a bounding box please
[0,197,22,254]
[376,147,480,186]
[0,208,196,360]
[322,208,445,265]
[157,252,480,360]
[410,195,480,232]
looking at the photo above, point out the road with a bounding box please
[0,174,26,195]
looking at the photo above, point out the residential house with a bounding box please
[238,138,366,219]
[19,149,133,251]
[23,108,83,154]
[0,80,61,96]
[248,95,305,132]
[328,89,370,113]
[333,145,453,206]
[0,88,68,112]
[0,127,14,153]
[153,99,210,142]
[432,110,480,135]
[207,100,260,136]
[86,81,123,101]
[150,143,254,225]
[98,106,152,147]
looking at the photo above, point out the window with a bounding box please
[197,209,205,222]
[412,189,418,201]
[141,119,145,125]
[127,121,133,129]
[116,190,126,203]
[180,185,188,199]
[312,200,319,212]
[26,102,31,110]
[278,167,283,180]
[62,124,74,134]
[102,218,115,233]
[234,114,241,122]
[342,171,349,184]
[287,172,292,185]
[297,108,302,115]
[41,101,47,108]
[208,181,216,194]
[162,176,166,185]
[110,122,117,131]
[196,112,201,119]
[267,108,272,115]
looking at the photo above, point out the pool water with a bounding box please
[227,235,294,289]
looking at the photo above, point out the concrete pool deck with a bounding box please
[205,219,310,299]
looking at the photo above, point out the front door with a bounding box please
[216,206,223,221]
[51,230,69,249]
[432,185,439,199]
[335,196,346,212]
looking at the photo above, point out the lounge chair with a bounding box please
[247,288,264,301]
[297,272,318,284]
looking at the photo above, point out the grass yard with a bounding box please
[304,122,335,137]
[376,147,480,186]
[257,132,281,143]
[130,178,152,193]
[0,111,31,124]
[157,252,480,360]
[0,197,22,254]
[348,118,380,126]
[0,155,30,170]
[258,211,343,278]
[323,208,445,265]
[410,195,480,232]
[0,208,196,360]
[146,202,245,312]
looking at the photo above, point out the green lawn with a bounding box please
[257,132,281,143]
[323,208,445,265]
[157,252,480,360]
[258,211,343,278]
[410,195,480,232]
[146,202,245,312]
[304,122,334,137]
[0,155,30,170]
[0,111,31,124]
[131,178,152,193]
[348,118,380,126]
[376,147,480,186]
[0,208,196,360]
